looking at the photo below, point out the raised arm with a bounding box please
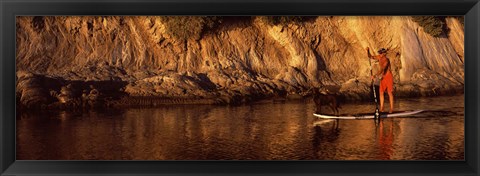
[366,47,381,60]
[366,47,373,59]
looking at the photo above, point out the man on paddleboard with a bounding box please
[366,47,394,113]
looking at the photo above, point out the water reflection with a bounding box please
[376,120,395,160]
[17,95,464,160]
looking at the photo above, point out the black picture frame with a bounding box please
[1,0,479,175]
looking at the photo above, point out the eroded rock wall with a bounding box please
[16,16,464,106]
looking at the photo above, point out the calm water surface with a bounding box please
[17,95,464,160]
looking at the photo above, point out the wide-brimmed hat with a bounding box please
[377,48,387,54]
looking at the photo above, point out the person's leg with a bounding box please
[379,83,386,112]
[385,74,394,113]
[380,91,385,112]
[388,91,394,113]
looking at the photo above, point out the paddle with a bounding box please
[366,47,381,121]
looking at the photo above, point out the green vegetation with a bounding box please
[453,16,464,26]
[159,16,314,41]
[411,16,445,37]
[257,16,308,26]
[159,16,223,41]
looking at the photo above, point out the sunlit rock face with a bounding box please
[16,16,464,106]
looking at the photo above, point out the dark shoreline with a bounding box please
[16,72,464,110]
[16,90,464,111]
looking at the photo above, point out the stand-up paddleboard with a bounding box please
[313,110,423,120]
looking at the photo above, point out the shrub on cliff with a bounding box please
[257,16,307,26]
[159,16,223,41]
[411,16,445,37]
[454,16,464,26]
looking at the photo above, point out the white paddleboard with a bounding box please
[313,110,424,120]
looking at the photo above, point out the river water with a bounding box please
[17,95,464,160]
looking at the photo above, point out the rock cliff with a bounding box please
[16,16,464,107]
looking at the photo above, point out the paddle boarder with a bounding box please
[366,47,394,113]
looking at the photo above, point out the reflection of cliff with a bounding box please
[16,16,464,106]
[394,116,464,160]
[17,96,464,160]
[17,104,316,160]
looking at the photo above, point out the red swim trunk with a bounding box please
[380,71,393,94]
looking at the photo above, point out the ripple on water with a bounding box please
[17,95,464,160]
